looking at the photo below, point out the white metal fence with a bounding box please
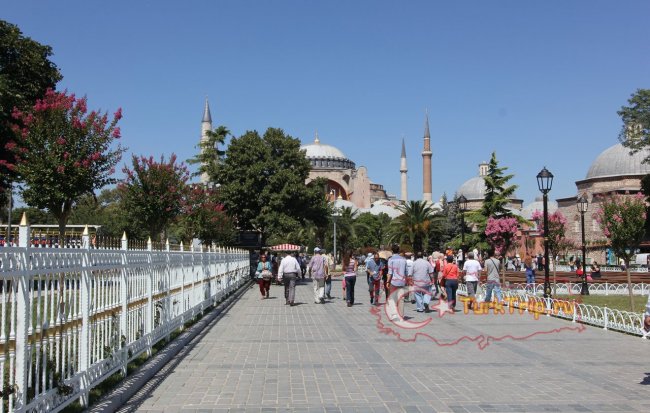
[457,284,647,338]
[507,282,650,296]
[0,223,249,412]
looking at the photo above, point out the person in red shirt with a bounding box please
[441,255,459,311]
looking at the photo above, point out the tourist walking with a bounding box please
[255,254,272,299]
[483,250,502,305]
[324,249,333,299]
[441,255,459,311]
[342,251,358,307]
[387,244,408,320]
[412,251,434,312]
[524,256,536,291]
[366,252,384,305]
[462,251,482,309]
[278,251,301,306]
[308,247,328,303]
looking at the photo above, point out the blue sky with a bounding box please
[4,0,650,205]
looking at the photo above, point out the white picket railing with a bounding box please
[457,284,646,338]
[506,282,650,296]
[0,222,250,412]
[553,264,649,273]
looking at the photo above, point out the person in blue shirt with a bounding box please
[366,252,384,305]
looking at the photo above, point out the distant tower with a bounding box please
[400,137,408,202]
[422,111,433,202]
[200,98,213,184]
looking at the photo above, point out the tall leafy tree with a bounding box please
[0,20,62,192]
[618,89,650,163]
[391,200,436,252]
[216,128,328,245]
[355,212,393,250]
[68,188,139,239]
[485,216,519,283]
[595,193,646,312]
[119,154,189,240]
[9,89,124,239]
[173,185,235,245]
[186,125,228,183]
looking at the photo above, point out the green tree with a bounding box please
[618,89,650,163]
[355,212,393,250]
[595,193,646,312]
[186,125,228,183]
[9,89,124,239]
[329,207,368,254]
[0,20,62,192]
[391,200,436,252]
[68,188,139,239]
[173,185,236,245]
[532,209,575,294]
[216,128,328,245]
[119,154,189,240]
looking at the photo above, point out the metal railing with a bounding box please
[457,284,646,338]
[507,282,650,296]
[0,222,249,412]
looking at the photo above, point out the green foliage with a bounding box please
[216,128,328,245]
[618,89,650,163]
[354,212,393,250]
[68,188,139,238]
[391,200,436,252]
[119,154,189,240]
[172,185,236,245]
[0,19,62,192]
[186,125,228,182]
[10,90,124,238]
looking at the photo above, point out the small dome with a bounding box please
[521,196,558,220]
[586,143,650,180]
[457,176,486,200]
[301,136,348,160]
[370,203,402,218]
[333,198,357,213]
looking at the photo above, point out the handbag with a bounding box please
[260,262,272,280]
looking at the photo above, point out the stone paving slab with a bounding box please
[121,276,650,413]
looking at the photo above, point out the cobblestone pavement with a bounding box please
[128,276,650,413]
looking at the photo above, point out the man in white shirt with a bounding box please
[462,251,482,310]
[278,251,301,306]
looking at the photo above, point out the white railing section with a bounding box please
[457,284,646,338]
[553,264,649,273]
[506,282,650,296]
[0,222,250,413]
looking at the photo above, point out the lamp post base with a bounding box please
[543,280,552,299]
[580,279,590,295]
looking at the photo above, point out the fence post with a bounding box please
[572,299,577,323]
[146,237,153,356]
[605,282,608,296]
[120,232,129,375]
[164,239,171,341]
[74,226,92,406]
[14,213,31,411]
[603,305,608,330]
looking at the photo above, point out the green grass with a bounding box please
[555,294,648,313]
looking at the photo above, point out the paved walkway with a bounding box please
[125,276,650,413]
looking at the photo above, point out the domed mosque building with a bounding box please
[555,143,650,265]
[300,133,401,217]
[456,161,524,212]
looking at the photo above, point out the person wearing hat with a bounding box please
[366,252,384,305]
[308,247,329,303]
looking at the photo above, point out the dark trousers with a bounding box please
[445,279,459,309]
[283,273,297,303]
[258,278,271,296]
[345,276,356,304]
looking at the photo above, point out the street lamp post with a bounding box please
[536,167,554,299]
[577,194,590,296]
[332,208,341,267]
[458,195,468,265]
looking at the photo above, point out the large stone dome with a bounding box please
[457,176,486,200]
[300,135,355,169]
[586,143,650,180]
[522,196,558,220]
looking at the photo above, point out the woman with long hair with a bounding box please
[342,251,358,307]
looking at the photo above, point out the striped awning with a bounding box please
[270,243,301,251]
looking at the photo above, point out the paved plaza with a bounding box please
[123,278,650,413]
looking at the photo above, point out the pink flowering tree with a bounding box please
[595,192,647,311]
[485,216,519,283]
[119,154,189,240]
[175,185,235,245]
[8,89,124,239]
[532,209,574,293]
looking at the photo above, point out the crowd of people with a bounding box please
[253,245,511,317]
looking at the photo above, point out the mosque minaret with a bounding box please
[200,98,212,184]
[400,137,408,202]
[422,112,433,202]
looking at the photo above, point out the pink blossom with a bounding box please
[57,166,65,173]
[112,127,121,138]
[57,137,66,145]
[82,159,90,167]
[63,152,70,160]
[5,141,16,151]
[114,107,122,120]
[74,161,81,168]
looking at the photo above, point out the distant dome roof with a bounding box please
[457,176,486,200]
[586,143,650,180]
[369,203,402,218]
[522,196,558,220]
[301,135,349,160]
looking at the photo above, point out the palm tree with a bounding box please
[391,200,436,252]
[332,207,369,254]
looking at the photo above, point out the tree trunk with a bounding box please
[553,265,557,296]
[626,259,635,312]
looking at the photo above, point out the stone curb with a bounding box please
[88,279,254,413]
